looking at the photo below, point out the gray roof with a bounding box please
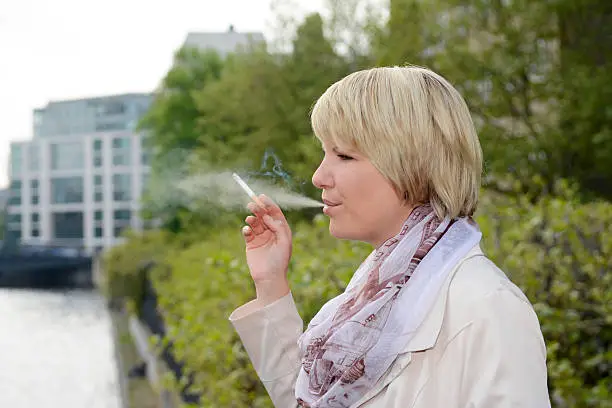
[182,29,265,56]
[37,92,153,109]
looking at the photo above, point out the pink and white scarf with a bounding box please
[295,205,482,407]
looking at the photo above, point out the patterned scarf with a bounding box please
[295,205,481,407]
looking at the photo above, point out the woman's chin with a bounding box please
[329,221,361,241]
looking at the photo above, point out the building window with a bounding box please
[93,140,103,168]
[51,142,84,170]
[96,101,126,117]
[28,145,40,172]
[9,180,22,206]
[113,209,131,221]
[112,174,131,201]
[52,212,84,240]
[6,213,22,242]
[30,212,41,239]
[7,213,21,227]
[112,137,132,166]
[30,180,39,205]
[93,175,104,202]
[95,227,104,238]
[113,209,131,238]
[51,176,83,204]
[93,209,104,238]
[10,145,23,178]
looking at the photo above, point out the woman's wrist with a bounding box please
[255,279,290,307]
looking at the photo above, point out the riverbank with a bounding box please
[109,308,164,408]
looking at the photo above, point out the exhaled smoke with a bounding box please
[177,171,323,211]
[143,148,323,214]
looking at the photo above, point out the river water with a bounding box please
[0,288,122,408]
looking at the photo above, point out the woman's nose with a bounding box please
[312,160,331,189]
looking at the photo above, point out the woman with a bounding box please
[229,66,551,407]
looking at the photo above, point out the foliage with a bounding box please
[138,47,224,156]
[192,12,350,199]
[145,214,371,407]
[104,189,611,407]
[102,0,612,406]
[372,0,612,201]
[137,11,353,234]
[100,229,172,315]
[476,185,612,407]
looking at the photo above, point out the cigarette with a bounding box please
[232,173,265,207]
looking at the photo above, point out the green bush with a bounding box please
[476,188,612,407]
[146,215,370,407]
[103,189,611,407]
[101,229,172,314]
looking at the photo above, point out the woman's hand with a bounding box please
[242,194,293,306]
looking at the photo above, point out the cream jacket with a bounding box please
[229,246,551,407]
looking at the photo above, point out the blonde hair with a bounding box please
[310,66,483,219]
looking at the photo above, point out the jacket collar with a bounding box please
[401,244,484,353]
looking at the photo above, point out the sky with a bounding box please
[0,0,325,188]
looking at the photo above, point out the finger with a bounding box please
[245,215,265,235]
[241,225,255,243]
[262,214,291,241]
[247,201,266,218]
[260,194,287,220]
[260,195,292,237]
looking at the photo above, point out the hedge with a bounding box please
[103,188,611,407]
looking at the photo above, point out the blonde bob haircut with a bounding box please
[310,66,483,219]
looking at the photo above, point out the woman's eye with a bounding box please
[337,154,353,161]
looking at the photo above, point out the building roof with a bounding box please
[35,92,153,110]
[182,27,265,56]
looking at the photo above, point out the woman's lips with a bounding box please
[323,200,341,215]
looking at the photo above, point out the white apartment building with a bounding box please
[5,28,265,254]
[6,93,153,253]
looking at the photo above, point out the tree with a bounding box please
[556,0,612,199]
[374,0,437,67]
[137,47,225,231]
[375,0,612,201]
[194,13,350,199]
[138,47,224,158]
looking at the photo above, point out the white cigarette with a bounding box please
[232,173,264,206]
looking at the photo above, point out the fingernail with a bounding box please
[263,214,272,223]
[242,226,251,234]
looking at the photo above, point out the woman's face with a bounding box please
[312,139,414,248]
